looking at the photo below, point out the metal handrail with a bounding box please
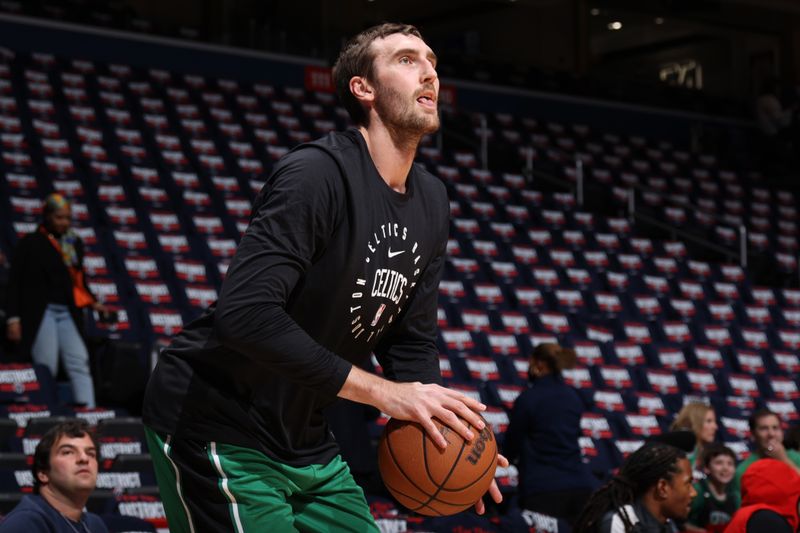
[431,126,785,272]
[523,157,742,264]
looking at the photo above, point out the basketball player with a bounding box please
[142,23,505,531]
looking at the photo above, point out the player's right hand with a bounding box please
[6,322,20,343]
[378,381,487,449]
[474,454,509,514]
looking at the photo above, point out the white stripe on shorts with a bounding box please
[209,441,245,533]
[164,435,197,533]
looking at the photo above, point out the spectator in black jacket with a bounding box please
[4,194,102,406]
[503,343,598,524]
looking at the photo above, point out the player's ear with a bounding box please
[655,478,669,500]
[37,470,49,486]
[350,76,374,103]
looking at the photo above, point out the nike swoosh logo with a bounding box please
[388,249,405,258]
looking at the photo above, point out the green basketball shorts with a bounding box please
[144,426,379,532]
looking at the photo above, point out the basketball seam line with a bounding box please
[438,443,498,492]
[418,420,471,510]
[385,427,443,515]
[384,420,496,513]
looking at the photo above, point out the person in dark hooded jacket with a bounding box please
[724,458,800,533]
[503,343,599,525]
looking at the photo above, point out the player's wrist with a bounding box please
[339,366,388,409]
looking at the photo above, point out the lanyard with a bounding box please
[38,225,95,308]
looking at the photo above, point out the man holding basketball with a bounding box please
[142,22,505,531]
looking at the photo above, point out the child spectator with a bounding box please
[685,443,739,532]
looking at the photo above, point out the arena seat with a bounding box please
[0,453,28,492]
[1,39,799,530]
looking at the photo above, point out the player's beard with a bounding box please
[374,81,439,147]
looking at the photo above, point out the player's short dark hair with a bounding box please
[332,22,423,125]
[32,420,97,494]
[748,408,780,434]
[701,442,736,467]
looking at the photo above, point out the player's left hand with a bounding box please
[474,453,509,515]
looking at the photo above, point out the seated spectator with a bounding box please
[573,442,697,533]
[732,409,800,498]
[4,194,105,407]
[685,443,740,532]
[670,402,718,479]
[502,343,599,525]
[724,459,800,533]
[756,77,794,138]
[754,77,797,177]
[0,420,108,532]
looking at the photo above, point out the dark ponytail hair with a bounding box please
[530,342,576,377]
[573,443,686,532]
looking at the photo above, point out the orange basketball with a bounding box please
[377,416,497,516]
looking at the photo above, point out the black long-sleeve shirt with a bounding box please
[142,129,448,465]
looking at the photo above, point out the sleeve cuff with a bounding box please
[321,356,353,398]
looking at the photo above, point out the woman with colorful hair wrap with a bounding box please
[573,442,697,532]
[4,194,100,406]
[502,343,599,525]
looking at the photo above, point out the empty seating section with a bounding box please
[1,43,799,529]
[416,111,799,485]
[0,47,356,347]
[547,119,798,273]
